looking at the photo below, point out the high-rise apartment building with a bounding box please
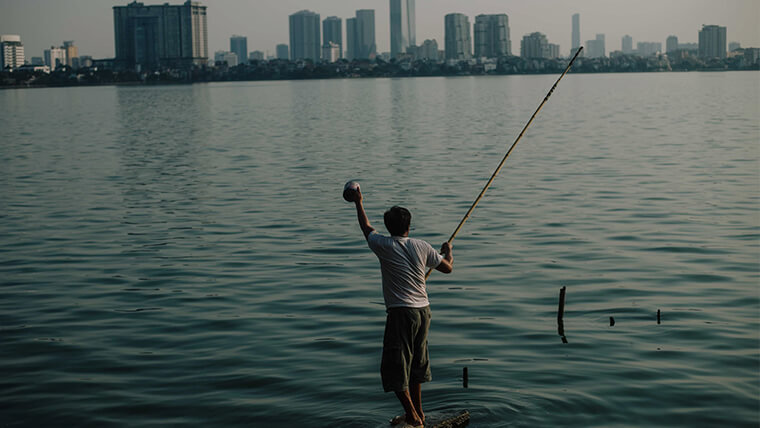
[728,41,741,52]
[289,10,321,61]
[666,35,678,53]
[346,18,357,60]
[230,35,247,65]
[390,0,415,58]
[355,10,376,59]
[473,14,510,58]
[585,34,606,58]
[44,46,66,69]
[63,41,78,67]
[521,32,558,59]
[571,14,580,53]
[113,1,208,70]
[1,35,25,70]
[444,13,471,60]
[622,35,633,54]
[323,16,342,59]
[698,25,726,58]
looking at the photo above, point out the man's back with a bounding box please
[367,231,443,309]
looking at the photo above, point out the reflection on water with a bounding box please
[0,72,758,427]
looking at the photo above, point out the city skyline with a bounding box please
[1,0,759,61]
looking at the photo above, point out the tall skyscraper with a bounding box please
[355,10,376,59]
[444,13,471,60]
[390,0,415,58]
[63,41,78,67]
[276,44,289,60]
[666,35,678,53]
[698,25,727,58]
[230,35,247,64]
[571,13,580,53]
[346,18,357,59]
[622,35,633,54]
[1,35,25,70]
[44,46,66,69]
[473,14,510,58]
[323,16,342,59]
[585,34,606,58]
[113,1,208,70]
[289,10,321,61]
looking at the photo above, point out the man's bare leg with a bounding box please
[394,389,423,426]
[410,382,424,423]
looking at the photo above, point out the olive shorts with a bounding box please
[381,306,432,392]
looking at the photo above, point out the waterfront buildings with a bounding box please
[249,51,264,61]
[444,13,471,60]
[586,34,606,58]
[323,16,342,59]
[666,35,678,53]
[699,25,727,58]
[729,41,741,52]
[276,44,289,60]
[63,41,78,67]
[473,14,510,58]
[622,35,633,54]
[571,13,580,55]
[322,42,340,63]
[637,42,662,56]
[44,46,66,70]
[419,39,439,61]
[1,35,25,70]
[214,50,237,66]
[520,32,559,59]
[289,10,321,61]
[113,1,208,70]
[355,10,376,59]
[346,18,357,60]
[230,35,247,64]
[390,0,415,58]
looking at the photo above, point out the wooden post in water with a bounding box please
[463,367,469,388]
[657,309,661,324]
[557,286,568,343]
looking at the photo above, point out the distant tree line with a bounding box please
[2,52,757,89]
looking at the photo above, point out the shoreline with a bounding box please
[1,67,757,91]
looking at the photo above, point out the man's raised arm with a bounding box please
[351,187,375,240]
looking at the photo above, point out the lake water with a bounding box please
[1,72,758,427]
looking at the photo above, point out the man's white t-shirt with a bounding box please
[367,231,444,309]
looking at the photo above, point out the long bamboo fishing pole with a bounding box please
[426,46,584,280]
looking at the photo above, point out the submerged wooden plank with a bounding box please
[426,409,470,428]
[387,409,470,428]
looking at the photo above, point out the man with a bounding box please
[347,185,453,427]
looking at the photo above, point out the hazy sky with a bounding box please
[1,0,758,59]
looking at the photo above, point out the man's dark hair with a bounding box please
[384,206,411,236]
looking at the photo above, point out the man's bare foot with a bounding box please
[404,413,423,427]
